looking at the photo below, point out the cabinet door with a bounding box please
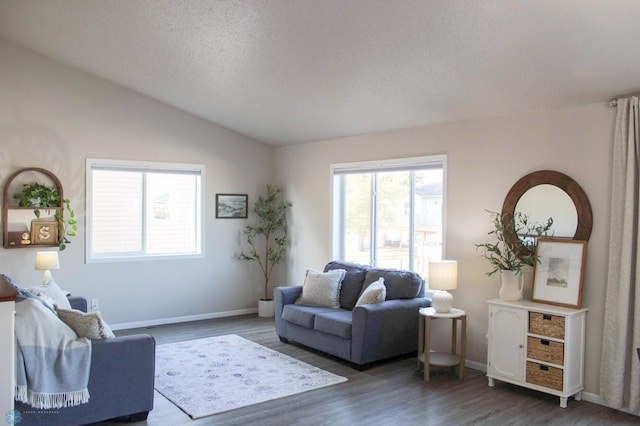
[488,305,525,382]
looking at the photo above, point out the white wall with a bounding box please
[0,39,275,325]
[275,103,613,396]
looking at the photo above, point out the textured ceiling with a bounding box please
[0,1,639,146]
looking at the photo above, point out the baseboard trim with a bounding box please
[110,307,259,331]
[464,361,633,415]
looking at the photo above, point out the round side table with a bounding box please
[417,307,466,381]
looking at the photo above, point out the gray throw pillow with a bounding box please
[295,268,346,308]
[56,307,115,339]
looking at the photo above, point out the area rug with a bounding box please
[154,334,348,419]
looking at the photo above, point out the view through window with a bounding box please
[86,159,203,262]
[332,156,445,279]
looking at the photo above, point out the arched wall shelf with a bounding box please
[2,167,64,249]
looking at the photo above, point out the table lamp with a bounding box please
[35,251,60,285]
[429,260,458,313]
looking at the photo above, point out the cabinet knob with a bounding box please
[519,344,523,348]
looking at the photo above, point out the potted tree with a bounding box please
[239,185,292,317]
[476,210,553,301]
[14,183,77,250]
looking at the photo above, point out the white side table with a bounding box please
[418,307,466,381]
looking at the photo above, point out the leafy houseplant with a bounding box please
[475,210,553,276]
[14,183,77,251]
[239,185,292,301]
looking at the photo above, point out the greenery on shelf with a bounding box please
[14,183,77,251]
[239,185,292,301]
[475,210,553,276]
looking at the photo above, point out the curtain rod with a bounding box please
[609,93,640,107]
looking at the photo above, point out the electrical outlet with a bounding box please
[91,299,99,310]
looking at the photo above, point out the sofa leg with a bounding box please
[354,363,370,371]
[126,411,149,422]
[279,336,289,344]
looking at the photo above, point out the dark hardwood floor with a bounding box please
[99,315,639,426]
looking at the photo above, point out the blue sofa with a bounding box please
[15,296,155,426]
[275,261,431,368]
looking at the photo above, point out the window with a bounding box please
[86,159,204,262]
[331,155,445,279]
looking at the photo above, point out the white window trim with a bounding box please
[330,154,448,263]
[86,158,205,264]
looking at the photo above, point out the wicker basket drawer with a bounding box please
[527,336,564,365]
[529,312,565,339]
[526,361,563,391]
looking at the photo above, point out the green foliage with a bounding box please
[14,183,77,251]
[475,210,553,276]
[239,185,292,300]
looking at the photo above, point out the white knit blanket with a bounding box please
[14,296,92,409]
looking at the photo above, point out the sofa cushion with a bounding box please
[282,305,338,329]
[356,278,386,306]
[295,268,345,308]
[324,261,370,310]
[363,269,423,300]
[314,310,353,339]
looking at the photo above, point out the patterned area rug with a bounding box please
[154,334,348,419]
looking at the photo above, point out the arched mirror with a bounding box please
[501,170,593,257]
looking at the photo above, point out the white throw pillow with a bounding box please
[56,307,115,339]
[295,268,346,308]
[356,278,387,306]
[27,280,71,310]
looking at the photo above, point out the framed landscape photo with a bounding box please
[31,221,58,245]
[216,194,248,219]
[531,237,587,308]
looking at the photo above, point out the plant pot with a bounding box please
[499,270,523,301]
[258,299,274,317]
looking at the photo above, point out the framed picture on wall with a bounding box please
[31,221,58,245]
[216,194,248,219]
[531,237,587,308]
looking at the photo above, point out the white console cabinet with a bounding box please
[487,299,587,408]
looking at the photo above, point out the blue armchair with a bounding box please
[15,296,155,426]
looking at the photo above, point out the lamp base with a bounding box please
[432,290,453,313]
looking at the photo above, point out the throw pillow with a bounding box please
[356,278,386,306]
[27,280,71,310]
[56,307,115,339]
[295,268,346,308]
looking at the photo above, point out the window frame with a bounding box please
[330,154,447,272]
[86,158,205,263]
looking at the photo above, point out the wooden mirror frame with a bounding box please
[501,170,593,257]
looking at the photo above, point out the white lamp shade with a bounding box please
[429,260,458,291]
[35,251,60,271]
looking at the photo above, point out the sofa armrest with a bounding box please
[351,297,431,365]
[274,286,302,336]
[68,295,88,312]
[89,334,156,416]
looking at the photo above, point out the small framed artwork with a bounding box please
[31,221,58,245]
[216,194,248,219]
[531,237,587,308]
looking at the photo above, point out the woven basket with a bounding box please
[527,336,564,365]
[526,361,563,391]
[529,312,565,339]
